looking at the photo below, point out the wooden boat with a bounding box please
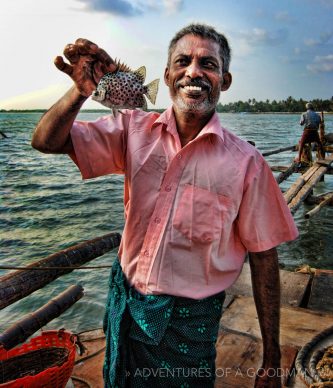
[1,132,333,387]
[67,264,333,387]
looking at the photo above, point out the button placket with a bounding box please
[135,149,189,287]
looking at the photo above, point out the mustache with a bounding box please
[176,79,212,91]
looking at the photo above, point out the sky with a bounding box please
[0,0,332,110]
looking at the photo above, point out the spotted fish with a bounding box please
[91,61,159,115]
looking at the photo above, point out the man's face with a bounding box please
[164,34,231,115]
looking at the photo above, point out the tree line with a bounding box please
[217,97,333,113]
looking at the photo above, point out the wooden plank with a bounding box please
[215,330,298,387]
[226,263,311,307]
[72,331,106,388]
[221,296,333,348]
[307,270,333,312]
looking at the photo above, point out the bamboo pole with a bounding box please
[288,166,328,213]
[305,193,333,219]
[262,145,297,157]
[305,191,333,205]
[283,165,319,204]
[0,232,121,310]
[276,162,297,184]
[0,285,84,350]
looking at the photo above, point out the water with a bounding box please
[0,111,332,334]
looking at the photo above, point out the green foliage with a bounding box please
[217,97,333,113]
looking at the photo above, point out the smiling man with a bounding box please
[32,24,298,388]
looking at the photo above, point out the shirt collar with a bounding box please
[151,106,225,142]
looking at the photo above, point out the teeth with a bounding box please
[184,85,202,91]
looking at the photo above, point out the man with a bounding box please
[297,102,325,163]
[32,24,298,388]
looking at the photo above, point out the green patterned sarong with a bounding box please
[103,259,225,387]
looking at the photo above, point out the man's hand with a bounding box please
[54,38,117,97]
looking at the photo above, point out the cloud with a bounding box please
[304,30,333,46]
[163,0,184,15]
[307,54,333,73]
[76,0,144,16]
[275,11,292,22]
[75,0,184,16]
[240,27,288,47]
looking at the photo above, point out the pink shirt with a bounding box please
[70,107,298,298]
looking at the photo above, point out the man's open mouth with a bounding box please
[183,85,203,92]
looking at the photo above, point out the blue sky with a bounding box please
[0,0,332,109]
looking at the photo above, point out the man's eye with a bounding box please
[204,61,217,68]
[176,58,188,65]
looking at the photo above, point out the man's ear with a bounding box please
[221,72,232,91]
[164,67,170,86]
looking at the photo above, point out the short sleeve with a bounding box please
[69,112,131,179]
[237,158,299,252]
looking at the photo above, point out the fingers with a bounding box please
[95,48,117,72]
[54,56,73,76]
[75,38,117,72]
[75,38,99,55]
[63,43,80,64]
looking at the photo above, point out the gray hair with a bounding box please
[167,23,231,73]
[306,102,314,110]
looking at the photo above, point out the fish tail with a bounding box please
[145,79,159,105]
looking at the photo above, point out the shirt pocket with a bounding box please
[173,184,232,244]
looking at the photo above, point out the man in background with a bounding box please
[297,102,325,164]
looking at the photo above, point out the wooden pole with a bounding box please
[0,285,84,350]
[319,111,325,143]
[262,145,297,157]
[283,165,319,204]
[0,232,121,310]
[305,193,333,219]
[305,191,333,205]
[276,162,297,184]
[288,166,328,213]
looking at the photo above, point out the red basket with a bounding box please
[0,330,76,388]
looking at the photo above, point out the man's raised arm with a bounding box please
[31,38,117,154]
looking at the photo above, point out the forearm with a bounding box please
[31,86,87,154]
[249,247,281,366]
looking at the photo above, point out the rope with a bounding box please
[295,325,333,386]
[0,265,113,271]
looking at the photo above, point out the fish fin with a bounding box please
[145,79,159,105]
[142,98,148,111]
[115,58,132,73]
[134,66,146,83]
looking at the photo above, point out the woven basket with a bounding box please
[0,330,76,388]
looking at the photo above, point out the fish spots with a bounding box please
[91,67,159,112]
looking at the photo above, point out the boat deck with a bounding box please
[71,264,333,387]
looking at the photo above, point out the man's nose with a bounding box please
[185,61,203,79]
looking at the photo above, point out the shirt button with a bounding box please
[144,250,149,257]
[165,185,171,192]
[155,217,161,224]
[137,282,143,288]
[177,154,182,160]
